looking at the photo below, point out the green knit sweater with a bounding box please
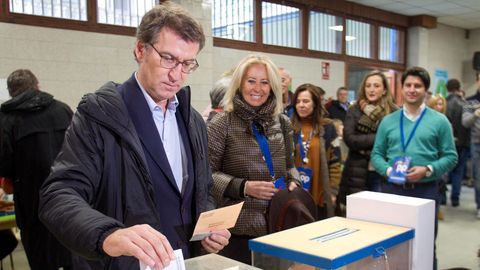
[371,107,457,182]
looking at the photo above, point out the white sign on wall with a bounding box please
[0,79,9,103]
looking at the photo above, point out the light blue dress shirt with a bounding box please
[135,73,184,192]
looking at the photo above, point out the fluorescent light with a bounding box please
[328,25,344,31]
[345,35,356,41]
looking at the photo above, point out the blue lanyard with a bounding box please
[251,122,276,180]
[400,108,427,153]
[296,130,313,164]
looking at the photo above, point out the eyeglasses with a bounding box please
[148,43,199,74]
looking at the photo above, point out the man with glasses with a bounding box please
[39,3,230,270]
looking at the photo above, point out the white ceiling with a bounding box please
[348,0,480,30]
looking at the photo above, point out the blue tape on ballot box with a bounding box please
[248,217,415,270]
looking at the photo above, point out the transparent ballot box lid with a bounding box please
[249,217,414,270]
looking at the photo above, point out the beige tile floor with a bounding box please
[1,186,479,270]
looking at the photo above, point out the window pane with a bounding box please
[262,2,300,48]
[379,26,404,63]
[97,0,156,27]
[212,0,255,42]
[346,19,372,58]
[9,0,87,21]
[308,11,342,54]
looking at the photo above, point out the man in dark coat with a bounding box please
[327,87,350,122]
[38,3,230,270]
[446,78,470,206]
[0,69,73,270]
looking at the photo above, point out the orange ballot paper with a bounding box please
[190,202,244,241]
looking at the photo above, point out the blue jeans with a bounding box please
[471,143,480,209]
[448,146,469,203]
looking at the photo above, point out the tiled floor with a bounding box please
[2,186,479,270]
[437,185,480,269]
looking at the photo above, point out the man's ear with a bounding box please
[134,41,146,61]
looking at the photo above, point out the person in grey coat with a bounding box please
[208,54,300,264]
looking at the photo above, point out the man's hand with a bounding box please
[245,181,278,200]
[406,166,428,182]
[102,224,175,270]
[201,229,231,254]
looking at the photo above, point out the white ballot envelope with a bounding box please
[140,249,185,270]
[190,202,244,241]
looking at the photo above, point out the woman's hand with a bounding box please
[288,181,299,191]
[244,181,277,200]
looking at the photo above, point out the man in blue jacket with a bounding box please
[39,3,230,270]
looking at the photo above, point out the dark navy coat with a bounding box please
[39,75,214,269]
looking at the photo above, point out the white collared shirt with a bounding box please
[135,73,184,191]
[403,102,426,122]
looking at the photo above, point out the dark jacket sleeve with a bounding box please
[0,114,15,178]
[343,106,376,151]
[191,108,216,213]
[39,110,124,260]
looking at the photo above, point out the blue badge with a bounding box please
[297,166,313,191]
[273,177,286,189]
[388,156,411,184]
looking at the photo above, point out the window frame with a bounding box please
[213,0,407,72]
[0,0,161,36]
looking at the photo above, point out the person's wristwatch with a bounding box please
[425,166,433,177]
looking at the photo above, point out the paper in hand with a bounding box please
[190,202,244,241]
[139,249,185,270]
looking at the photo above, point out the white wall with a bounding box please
[0,23,138,106]
[464,28,480,95]
[1,0,478,109]
[407,23,480,95]
[0,0,214,111]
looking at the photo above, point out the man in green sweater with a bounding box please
[371,66,457,270]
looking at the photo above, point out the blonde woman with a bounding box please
[207,54,300,264]
[428,94,447,114]
[338,70,398,205]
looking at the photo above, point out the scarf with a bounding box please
[233,92,276,133]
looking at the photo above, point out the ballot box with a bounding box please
[347,191,435,270]
[185,253,261,270]
[249,217,414,270]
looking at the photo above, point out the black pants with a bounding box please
[0,229,17,260]
[219,234,252,265]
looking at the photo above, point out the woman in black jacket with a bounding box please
[338,70,398,205]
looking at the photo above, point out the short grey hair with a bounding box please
[210,76,231,109]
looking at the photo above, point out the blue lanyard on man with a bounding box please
[400,108,427,154]
[388,108,427,185]
[389,108,427,185]
[251,122,285,189]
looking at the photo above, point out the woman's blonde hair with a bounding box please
[222,54,283,116]
[356,70,397,114]
[427,94,447,114]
